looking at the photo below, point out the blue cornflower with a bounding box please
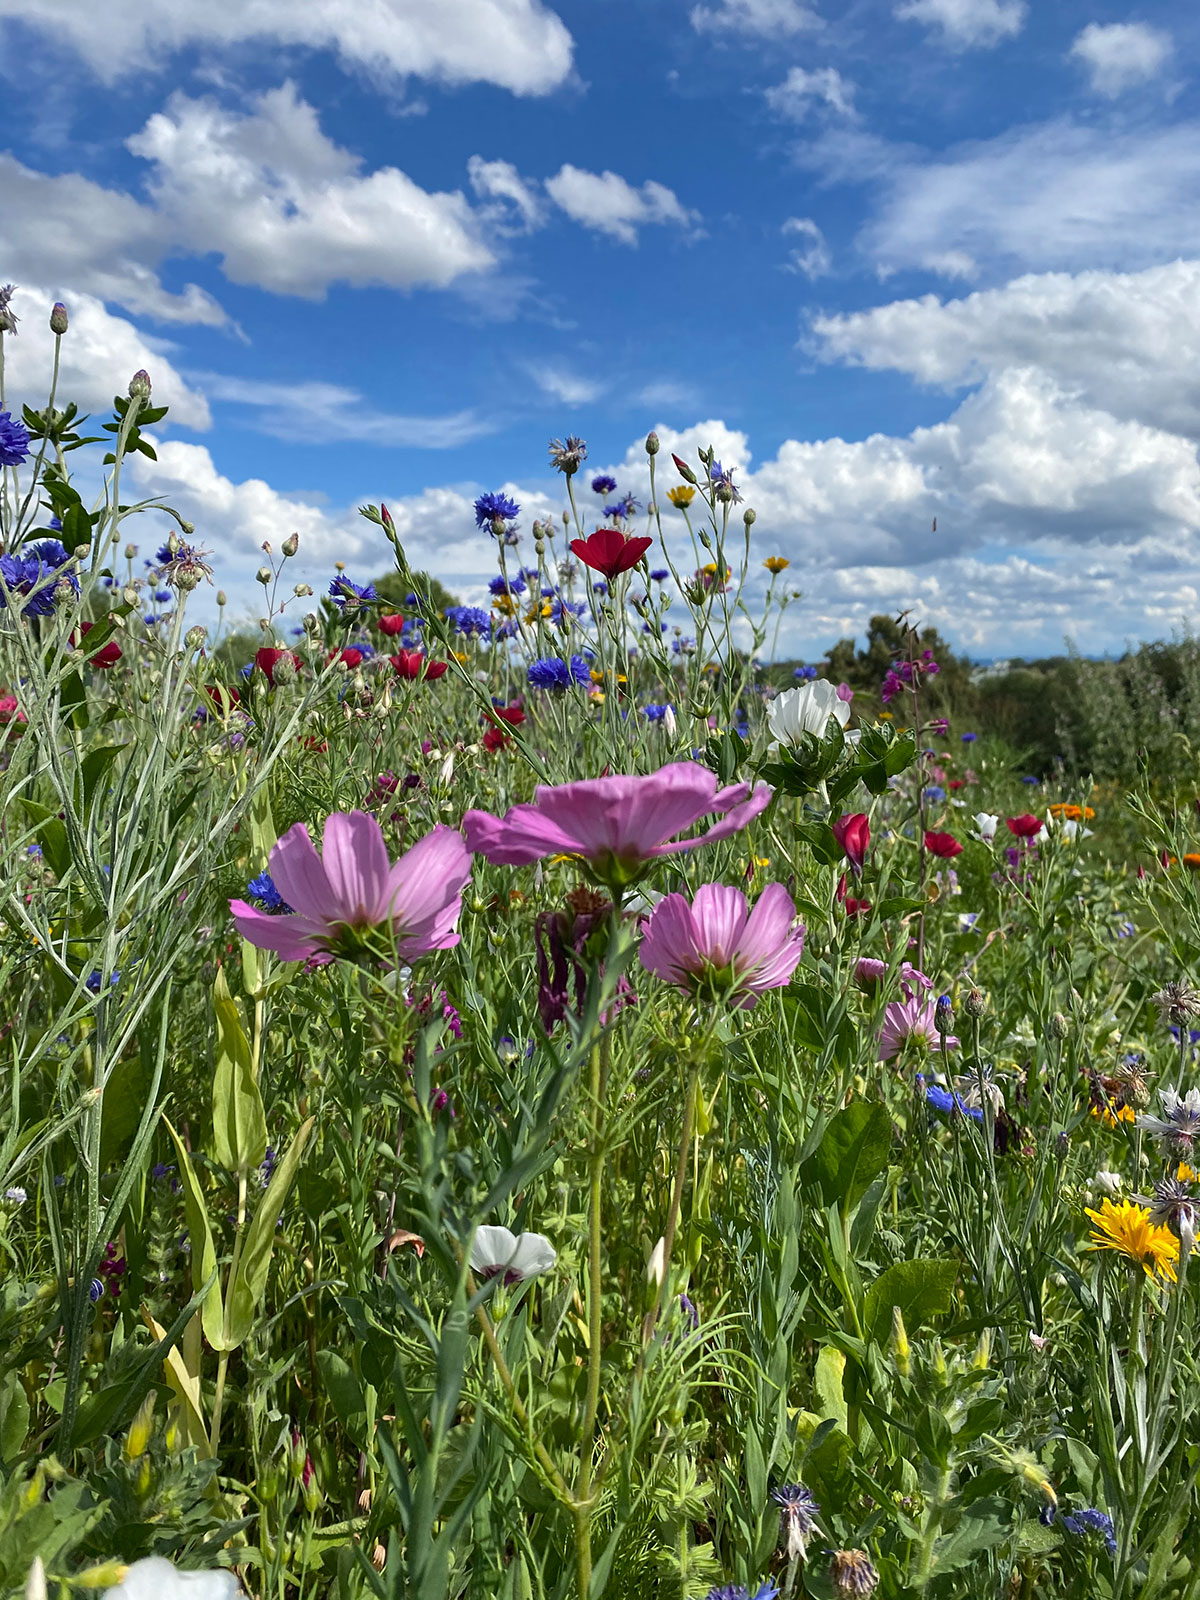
[592,582,608,596]
[26,844,41,858]
[1061,1506,1117,1556]
[0,546,75,616]
[328,577,377,610]
[794,664,818,680]
[404,592,421,608]
[474,491,520,530]
[445,605,491,639]
[85,969,120,994]
[527,655,590,690]
[260,1146,278,1187]
[643,703,674,722]
[489,574,526,596]
[961,731,978,743]
[649,568,670,582]
[703,1588,778,1600]
[88,1278,106,1304]
[922,1079,982,1122]
[708,460,743,503]
[494,618,518,640]
[247,872,294,915]
[603,494,641,520]
[770,1481,820,1562]
[154,589,172,603]
[550,599,586,621]
[679,1292,699,1330]
[1022,775,1040,785]
[0,410,31,467]
[924,785,946,803]
[591,474,618,496]
[239,662,255,679]
[540,585,556,598]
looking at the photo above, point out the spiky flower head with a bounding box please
[1152,980,1200,1027]
[1133,1176,1198,1253]
[770,1483,819,1562]
[829,1550,880,1597]
[548,435,587,475]
[1137,1085,1200,1161]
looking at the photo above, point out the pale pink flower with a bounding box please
[230,811,470,964]
[463,761,770,881]
[879,994,958,1062]
[639,882,804,1008]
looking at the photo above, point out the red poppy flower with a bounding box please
[378,613,406,637]
[486,703,526,729]
[832,812,870,874]
[924,830,963,859]
[1006,814,1042,838]
[255,647,302,685]
[482,726,510,753]
[330,647,364,669]
[204,683,241,711]
[948,779,965,791]
[73,619,122,669]
[390,648,447,680]
[569,527,653,581]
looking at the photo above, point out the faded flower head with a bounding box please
[771,1482,819,1562]
[1152,980,1200,1027]
[829,1549,880,1597]
[548,435,587,474]
[1137,1085,1200,1160]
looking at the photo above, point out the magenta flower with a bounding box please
[230,811,470,964]
[463,762,770,886]
[639,882,804,1008]
[878,994,959,1062]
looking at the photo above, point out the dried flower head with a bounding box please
[548,435,587,475]
[829,1549,880,1597]
[1152,980,1200,1027]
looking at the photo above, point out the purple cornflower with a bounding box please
[591,474,618,496]
[0,410,32,466]
[1060,1506,1117,1556]
[247,872,293,915]
[0,539,77,616]
[708,460,743,503]
[643,703,673,722]
[603,493,641,520]
[474,491,520,529]
[527,655,591,691]
[961,731,978,743]
[445,605,491,638]
[489,574,526,596]
[650,568,670,582]
[328,577,376,611]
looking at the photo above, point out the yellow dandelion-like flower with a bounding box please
[1179,1162,1197,1182]
[878,710,894,721]
[763,556,789,574]
[668,486,695,509]
[1084,1199,1178,1282]
[492,594,517,616]
[1089,1101,1137,1129]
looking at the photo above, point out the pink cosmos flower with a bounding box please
[878,994,958,1062]
[854,958,933,992]
[639,882,804,1008]
[462,762,770,882]
[230,811,470,964]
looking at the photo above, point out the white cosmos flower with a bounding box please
[470,1225,557,1282]
[103,1559,241,1600]
[974,812,999,842]
[766,680,850,751]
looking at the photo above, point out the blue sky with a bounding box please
[3,0,1199,657]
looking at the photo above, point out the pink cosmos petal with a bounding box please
[321,811,392,922]
[652,784,771,856]
[691,884,749,966]
[462,805,581,864]
[736,883,800,972]
[744,936,806,991]
[638,893,703,984]
[385,825,472,934]
[399,896,463,956]
[229,900,329,962]
[531,763,719,859]
[269,823,334,920]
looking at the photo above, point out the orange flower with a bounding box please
[763,556,790,574]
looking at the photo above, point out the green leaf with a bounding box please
[211,967,267,1174]
[863,1258,959,1346]
[318,1350,370,1447]
[225,1116,314,1348]
[162,1116,226,1350]
[814,1345,848,1431]
[20,801,70,881]
[806,1101,892,1211]
[930,1497,1012,1574]
[0,1370,29,1467]
[77,745,122,820]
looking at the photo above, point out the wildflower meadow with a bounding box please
[4,296,1200,1600]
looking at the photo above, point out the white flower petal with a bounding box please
[105,1559,240,1600]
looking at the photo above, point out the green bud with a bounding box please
[128,370,152,400]
[49,303,69,336]
[645,430,660,456]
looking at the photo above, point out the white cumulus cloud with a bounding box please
[1069,21,1172,98]
[5,0,575,96]
[128,85,494,298]
[765,67,856,119]
[782,217,832,278]
[689,0,820,38]
[544,165,700,245]
[894,0,1025,48]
